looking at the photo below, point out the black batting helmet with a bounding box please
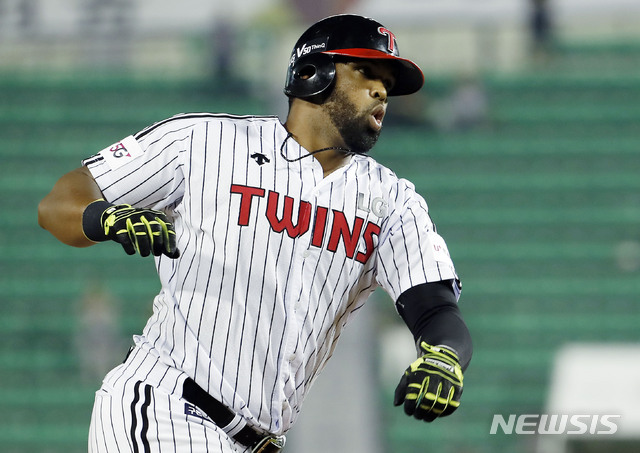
[284,14,424,99]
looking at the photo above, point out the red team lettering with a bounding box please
[230,184,266,225]
[311,206,329,248]
[266,191,311,238]
[327,211,364,258]
[230,184,380,264]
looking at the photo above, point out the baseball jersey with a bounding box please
[82,113,460,435]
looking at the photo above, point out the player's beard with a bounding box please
[324,86,381,155]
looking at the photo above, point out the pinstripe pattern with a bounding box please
[88,348,250,452]
[83,113,460,445]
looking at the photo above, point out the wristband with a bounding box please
[82,199,114,242]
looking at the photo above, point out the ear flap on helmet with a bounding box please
[284,53,336,99]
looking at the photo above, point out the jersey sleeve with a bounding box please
[375,178,461,302]
[81,130,186,210]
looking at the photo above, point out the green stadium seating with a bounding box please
[2,40,640,453]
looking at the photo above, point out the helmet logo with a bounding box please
[377,27,396,53]
[291,37,328,66]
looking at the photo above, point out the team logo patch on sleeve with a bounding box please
[98,135,144,171]
[428,231,452,263]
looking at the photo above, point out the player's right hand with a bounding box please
[83,200,179,258]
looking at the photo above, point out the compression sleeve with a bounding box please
[395,280,472,370]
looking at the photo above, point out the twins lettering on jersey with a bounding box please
[231,184,381,264]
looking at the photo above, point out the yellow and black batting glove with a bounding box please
[394,342,463,422]
[82,199,179,258]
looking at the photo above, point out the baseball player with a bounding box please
[38,14,472,453]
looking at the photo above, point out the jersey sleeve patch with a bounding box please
[427,230,453,263]
[95,135,144,171]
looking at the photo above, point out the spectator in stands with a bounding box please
[530,0,554,60]
[448,75,490,131]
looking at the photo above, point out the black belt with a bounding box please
[182,378,285,452]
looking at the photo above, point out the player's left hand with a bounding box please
[394,342,464,422]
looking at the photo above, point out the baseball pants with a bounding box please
[88,348,251,453]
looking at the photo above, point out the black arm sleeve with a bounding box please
[395,280,472,371]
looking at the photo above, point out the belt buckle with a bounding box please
[251,435,286,453]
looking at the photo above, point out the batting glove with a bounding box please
[82,199,179,258]
[394,341,464,422]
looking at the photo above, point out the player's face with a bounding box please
[323,60,395,154]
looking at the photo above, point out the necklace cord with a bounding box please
[279,132,355,163]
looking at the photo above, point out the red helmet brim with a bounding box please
[323,48,424,96]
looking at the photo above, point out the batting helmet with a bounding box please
[284,14,424,99]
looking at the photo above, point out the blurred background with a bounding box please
[2,0,640,452]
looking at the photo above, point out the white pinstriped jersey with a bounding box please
[83,113,460,435]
